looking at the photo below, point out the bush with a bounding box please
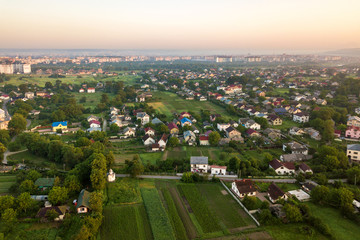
[8,141,21,152]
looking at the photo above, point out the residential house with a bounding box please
[87,88,95,93]
[199,135,210,145]
[122,127,136,137]
[35,178,55,191]
[87,115,99,122]
[25,92,35,99]
[210,165,227,175]
[244,119,261,130]
[190,156,208,173]
[168,122,179,135]
[283,142,308,155]
[347,116,360,127]
[142,134,156,146]
[225,126,241,139]
[246,129,261,138]
[274,107,287,115]
[181,117,192,127]
[36,206,68,221]
[347,144,360,162]
[289,127,305,136]
[79,88,85,93]
[269,159,295,175]
[52,121,67,132]
[299,163,313,174]
[89,120,101,129]
[151,143,161,152]
[304,128,321,140]
[136,112,150,125]
[145,127,155,136]
[77,189,91,213]
[280,153,312,162]
[263,128,282,140]
[180,112,191,118]
[345,126,360,139]
[217,123,231,132]
[302,182,317,193]
[268,183,288,203]
[184,130,196,145]
[0,120,9,130]
[158,134,168,148]
[293,112,309,123]
[136,94,146,102]
[210,114,221,122]
[267,114,282,126]
[231,179,257,198]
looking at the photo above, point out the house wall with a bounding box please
[211,168,226,175]
[191,164,208,172]
[347,149,360,162]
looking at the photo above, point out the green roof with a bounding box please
[34,178,55,187]
[77,189,91,209]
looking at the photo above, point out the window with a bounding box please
[203,165,206,167]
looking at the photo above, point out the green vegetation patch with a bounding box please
[141,188,175,240]
[107,178,141,205]
[178,184,222,233]
[197,183,254,228]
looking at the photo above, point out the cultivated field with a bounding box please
[0,175,16,194]
[101,178,257,240]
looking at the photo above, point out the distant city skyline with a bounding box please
[1,0,359,53]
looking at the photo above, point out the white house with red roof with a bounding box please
[199,135,210,146]
[89,120,101,128]
[232,179,256,198]
[87,88,95,93]
[79,88,85,93]
[145,127,155,136]
[269,159,295,175]
[210,165,227,175]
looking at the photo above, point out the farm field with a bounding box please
[306,202,360,240]
[148,91,236,120]
[4,73,140,87]
[102,178,257,240]
[265,223,328,240]
[0,174,16,194]
[0,222,61,240]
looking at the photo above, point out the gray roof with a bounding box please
[348,144,360,151]
[190,156,208,165]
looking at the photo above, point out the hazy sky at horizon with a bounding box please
[1,0,359,53]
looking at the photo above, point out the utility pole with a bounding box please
[355,174,357,186]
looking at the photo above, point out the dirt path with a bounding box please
[169,185,198,239]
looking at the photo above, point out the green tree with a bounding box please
[228,156,240,172]
[181,172,194,183]
[323,155,339,170]
[90,153,107,190]
[45,209,59,221]
[89,191,103,213]
[168,136,179,147]
[17,192,34,213]
[19,180,36,194]
[0,130,10,146]
[208,131,221,146]
[283,204,302,223]
[64,175,81,196]
[313,173,328,185]
[75,137,91,147]
[126,155,144,178]
[346,166,360,185]
[322,120,334,142]
[8,113,27,136]
[48,186,68,205]
[0,195,14,213]
[26,169,41,182]
[48,140,64,163]
[1,208,17,232]
[311,185,330,205]
[110,123,120,134]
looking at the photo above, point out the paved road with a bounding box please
[115,174,347,184]
[3,149,28,164]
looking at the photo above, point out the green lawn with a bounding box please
[7,150,62,169]
[140,152,163,165]
[273,119,300,131]
[306,202,360,240]
[72,91,112,110]
[197,183,255,229]
[106,178,142,205]
[148,91,237,120]
[265,223,328,240]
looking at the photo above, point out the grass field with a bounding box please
[0,175,16,194]
[72,91,114,110]
[7,150,62,169]
[0,222,61,240]
[106,178,142,205]
[265,223,328,240]
[273,119,301,131]
[5,73,140,87]
[197,183,255,229]
[148,91,236,120]
[140,152,163,165]
[306,202,360,240]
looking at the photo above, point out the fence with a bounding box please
[220,180,260,227]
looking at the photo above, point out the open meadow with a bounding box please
[148,91,237,120]
[3,73,140,87]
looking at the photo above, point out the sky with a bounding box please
[0,0,360,54]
